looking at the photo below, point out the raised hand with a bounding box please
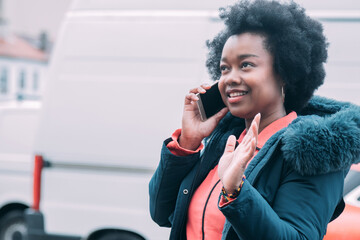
[179,83,228,151]
[218,113,261,194]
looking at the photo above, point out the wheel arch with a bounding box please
[0,202,29,220]
[87,228,145,240]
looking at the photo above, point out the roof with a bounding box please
[0,35,47,62]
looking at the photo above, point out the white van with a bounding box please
[17,0,360,240]
[0,101,40,239]
[23,1,232,239]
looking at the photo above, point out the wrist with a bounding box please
[178,134,202,151]
[221,175,246,201]
[222,168,246,194]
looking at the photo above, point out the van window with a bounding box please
[33,71,39,91]
[19,69,26,90]
[0,68,8,94]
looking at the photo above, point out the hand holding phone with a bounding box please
[179,82,228,151]
[196,82,226,121]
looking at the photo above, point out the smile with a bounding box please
[228,91,248,98]
[226,90,249,104]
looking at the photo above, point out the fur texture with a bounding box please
[281,96,360,176]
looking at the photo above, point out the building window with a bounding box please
[33,71,39,91]
[0,68,8,94]
[19,70,26,90]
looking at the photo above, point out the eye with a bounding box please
[240,62,254,69]
[220,65,230,73]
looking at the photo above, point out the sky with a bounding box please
[2,0,72,41]
[2,0,359,42]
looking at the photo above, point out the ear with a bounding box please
[276,78,286,106]
[281,84,285,99]
[276,77,285,96]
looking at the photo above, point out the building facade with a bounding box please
[0,34,47,102]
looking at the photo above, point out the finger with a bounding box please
[235,123,257,154]
[248,138,257,156]
[255,112,261,123]
[244,138,257,162]
[252,113,261,132]
[184,93,199,105]
[210,107,228,122]
[250,113,260,139]
[242,114,260,144]
[223,135,237,154]
[197,86,206,94]
[244,113,260,143]
[189,86,206,94]
[235,132,251,155]
[233,137,257,167]
[200,83,211,90]
[189,87,199,94]
[239,127,252,147]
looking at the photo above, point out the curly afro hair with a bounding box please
[206,0,328,112]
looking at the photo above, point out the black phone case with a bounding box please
[197,82,226,121]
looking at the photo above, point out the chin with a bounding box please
[228,108,254,119]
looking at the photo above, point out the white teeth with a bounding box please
[229,92,248,98]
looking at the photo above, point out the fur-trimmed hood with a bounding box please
[281,96,360,176]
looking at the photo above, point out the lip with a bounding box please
[226,89,249,104]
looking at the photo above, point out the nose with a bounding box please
[222,68,242,86]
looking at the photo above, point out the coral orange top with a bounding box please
[167,112,297,240]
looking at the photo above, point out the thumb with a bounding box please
[224,135,237,154]
[212,107,229,122]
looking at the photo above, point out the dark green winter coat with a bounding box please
[149,96,360,240]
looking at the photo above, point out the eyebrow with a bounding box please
[221,54,259,62]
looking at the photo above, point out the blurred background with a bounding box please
[0,1,359,240]
[0,0,71,102]
[0,0,359,104]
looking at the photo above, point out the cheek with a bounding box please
[256,79,282,103]
[266,79,282,97]
[218,79,228,103]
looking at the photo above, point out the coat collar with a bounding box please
[281,96,360,175]
[218,96,360,176]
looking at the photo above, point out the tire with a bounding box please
[0,210,27,240]
[97,232,144,240]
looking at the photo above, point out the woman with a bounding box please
[149,0,360,239]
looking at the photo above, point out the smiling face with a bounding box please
[218,33,285,122]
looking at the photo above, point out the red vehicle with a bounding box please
[324,163,360,240]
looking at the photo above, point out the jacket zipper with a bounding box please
[179,132,223,238]
[202,179,221,240]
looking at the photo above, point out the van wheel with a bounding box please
[0,210,27,240]
[97,232,144,240]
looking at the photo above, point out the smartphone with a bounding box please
[196,82,226,121]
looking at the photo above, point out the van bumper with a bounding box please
[25,209,82,240]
